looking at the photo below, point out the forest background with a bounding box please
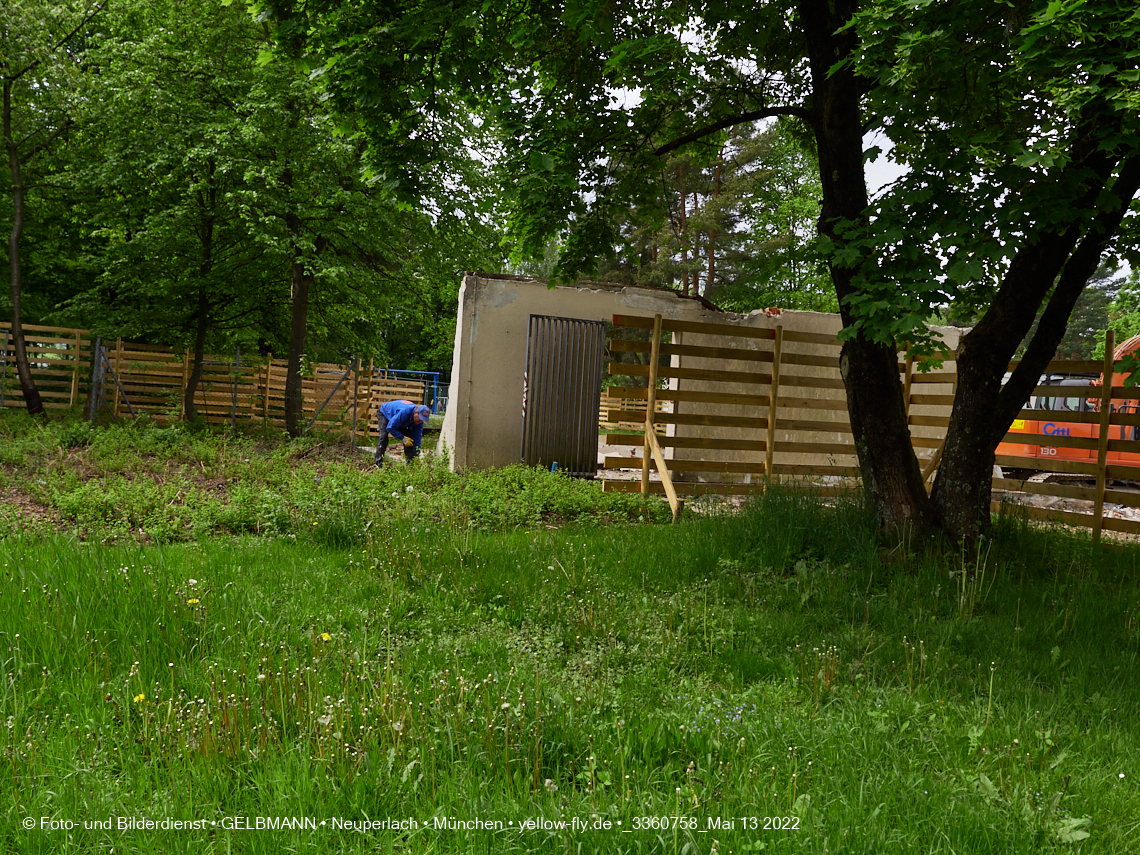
[1,0,847,391]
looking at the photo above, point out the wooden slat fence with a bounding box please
[1,324,427,440]
[598,394,671,433]
[990,330,1140,542]
[0,323,93,411]
[599,314,955,506]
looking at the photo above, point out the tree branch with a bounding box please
[654,107,812,157]
[996,154,1140,440]
[5,1,106,85]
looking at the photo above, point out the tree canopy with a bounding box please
[269,0,1140,539]
[3,0,1138,539]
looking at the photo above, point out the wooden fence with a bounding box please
[599,314,1140,541]
[597,314,953,511]
[0,323,93,411]
[991,329,1140,541]
[0,323,425,440]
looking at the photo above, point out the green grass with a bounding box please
[0,410,670,541]
[2,462,1139,852]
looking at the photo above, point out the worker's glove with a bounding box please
[402,436,414,448]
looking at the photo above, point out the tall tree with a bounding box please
[594,121,832,312]
[2,0,103,415]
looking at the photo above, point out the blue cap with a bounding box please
[416,405,431,420]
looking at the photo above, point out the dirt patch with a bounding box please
[1,485,61,528]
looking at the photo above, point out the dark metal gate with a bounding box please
[521,315,607,478]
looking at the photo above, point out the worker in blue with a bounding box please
[375,400,431,468]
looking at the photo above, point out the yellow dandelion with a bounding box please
[133,693,146,704]
[187,598,199,605]
[320,632,332,642]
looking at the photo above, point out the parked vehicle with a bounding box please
[996,335,1140,472]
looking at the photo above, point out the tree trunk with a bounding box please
[929,154,1140,539]
[4,80,44,416]
[283,251,311,437]
[183,286,210,422]
[798,0,929,532]
[184,174,217,421]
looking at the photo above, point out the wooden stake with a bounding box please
[903,354,914,417]
[642,313,663,498]
[262,356,272,424]
[69,330,81,406]
[647,429,682,522]
[113,339,124,417]
[765,325,783,480]
[1093,329,1115,545]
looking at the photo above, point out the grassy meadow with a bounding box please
[1,412,1139,853]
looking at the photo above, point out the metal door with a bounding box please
[521,315,607,478]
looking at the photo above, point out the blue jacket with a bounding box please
[379,400,424,450]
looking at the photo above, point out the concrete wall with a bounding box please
[439,274,720,470]
[439,272,965,476]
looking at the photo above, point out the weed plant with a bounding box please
[0,411,670,541]
[2,468,1138,853]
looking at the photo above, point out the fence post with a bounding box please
[903,353,914,418]
[87,337,103,423]
[0,329,8,408]
[765,325,784,481]
[70,330,82,407]
[351,357,359,445]
[641,314,663,498]
[231,347,241,436]
[112,339,124,417]
[366,359,375,439]
[262,355,273,429]
[1093,329,1116,545]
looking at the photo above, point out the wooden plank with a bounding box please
[774,441,858,456]
[994,454,1098,476]
[911,436,944,448]
[1101,488,1140,509]
[1008,358,1103,373]
[774,396,848,412]
[778,418,852,434]
[999,431,1099,451]
[608,409,768,429]
[992,500,1140,535]
[611,314,841,347]
[1102,516,1140,535]
[606,386,767,407]
[908,372,958,384]
[1106,438,1140,454]
[602,479,766,496]
[991,478,1098,501]
[1014,408,1102,425]
[647,428,683,520]
[910,415,950,427]
[611,338,772,363]
[991,501,1095,530]
[610,362,772,385]
[608,337,840,370]
[908,394,955,406]
[606,434,768,452]
[1104,463,1140,480]
[605,456,765,474]
[774,463,861,476]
